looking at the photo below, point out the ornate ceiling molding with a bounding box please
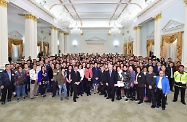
[85,36,106,42]
[8,31,23,40]
[162,20,184,33]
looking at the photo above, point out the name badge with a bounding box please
[153,76,156,78]
[138,76,141,77]
[166,76,168,77]
[12,74,14,76]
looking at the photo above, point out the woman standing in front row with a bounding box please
[57,68,68,101]
[38,66,49,97]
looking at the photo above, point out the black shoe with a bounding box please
[60,97,63,101]
[23,97,25,100]
[182,102,186,105]
[1,101,5,105]
[76,97,79,99]
[112,99,114,102]
[170,90,174,92]
[125,99,129,102]
[7,99,11,102]
[52,95,55,97]
[104,94,107,97]
[17,98,20,102]
[31,98,34,99]
[144,100,150,103]
[151,105,156,108]
[81,94,83,96]
[156,105,160,108]
[106,97,110,99]
[173,100,177,102]
[99,93,103,95]
[73,99,77,102]
[138,101,143,105]
[162,108,166,110]
[70,94,72,97]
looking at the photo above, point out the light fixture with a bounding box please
[109,21,121,35]
[71,21,82,35]
[36,0,46,6]
[114,40,119,47]
[72,40,78,47]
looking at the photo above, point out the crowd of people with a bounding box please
[0,53,187,111]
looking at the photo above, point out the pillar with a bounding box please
[54,28,58,54]
[154,13,162,59]
[24,14,38,60]
[108,34,111,53]
[59,30,65,54]
[41,31,44,52]
[133,27,137,56]
[136,26,141,56]
[50,26,55,56]
[182,1,187,67]
[0,0,8,68]
[64,33,69,54]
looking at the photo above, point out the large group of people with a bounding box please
[0,53,187,111]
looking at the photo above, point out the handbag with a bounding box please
[31,80,35,84]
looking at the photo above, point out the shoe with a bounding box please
[52,95,55,97]
[151,105,156,108]
[34,95,38,97]
[170,90,174,92]
[138,101,143,105]
[7,99,11,102]
[106,97,110,99]
[173,100,177,102]
[65,97,69,100]
[182,102,186,105]
[23,97,25,100]
[1,101,5,105]
[156,106,160,108]
[17,98,20,102]
[70,94,72,97]
[162,108,166,110]
[135,99,138,102]
[76,97,79,99]
[111,99,114,102]
[104,94,107,97]
[73,99,77,102]
[125,99,128,102]
[99,93,103,95]
[60,97,63,101]
[81,94,83,96]
[31,98,34,99]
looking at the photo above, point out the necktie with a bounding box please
[110,71,112,77]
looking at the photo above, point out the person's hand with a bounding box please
[51,79,54,81]
[130,83,133,87]
[36,79,38,82]
[106,83,108,86]
[0,85,4,89]
[39,82,41,85]
[149,85,152,89]
[145,84,146,87]
[95,77,98,80]
[165,93,167,96]
[58,85,61,89]
[114,84,117,87]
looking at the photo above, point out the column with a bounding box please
[154,13,162,59]
[80,33,84,53]
[24,14,38,60]
[50,26,58,56]
[54,27,58,54]
[59,30,65,54]
[133,27,137,55]
[108,34,111,53]
[182,1,187,67]
[136,26,141,56]
[64,33,69,54]
[41,31,44,51]
[0,0,8,68]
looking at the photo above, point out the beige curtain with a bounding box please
[8,38,23,58]
[128,41,133,56]
[161,32,182,61]
[146,39,154,57]
[37,41,42,52]
[123,43,127,55]
[43,42,49,55]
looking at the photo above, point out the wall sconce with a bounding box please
[72,40,78,47]
[114,40,119,47]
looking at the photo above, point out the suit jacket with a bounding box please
[0,70,15,86]
[106,70,117,86]
[72,70,81,84]
[100,70,106,84]
[136,72,146,87]
[92,67,100,83]
[167,67,176,79]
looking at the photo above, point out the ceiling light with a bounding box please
[71,21,82,35]
[109,21,121,35]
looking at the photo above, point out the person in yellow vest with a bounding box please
[173,65,187,105]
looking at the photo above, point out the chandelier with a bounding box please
[71,22,82,35]
[36,0,46,6]
[109,21,121,34]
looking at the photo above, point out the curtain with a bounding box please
[8,38,23,59]
[123,43,127,55]
[146,39,154,57]
[161,32,182,61]
[37,41,42,52]
[43,42,49,55]
[166,39,177,61]
[128,41,133,56]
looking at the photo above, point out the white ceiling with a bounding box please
[38,0,151,27]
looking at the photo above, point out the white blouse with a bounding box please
[78,69,85,81]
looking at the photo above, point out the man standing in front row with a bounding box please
[106,65,117,102]
[0,64,15,105]
[173,65,187,105]
[30,64,39,99]
[156,70,170,110]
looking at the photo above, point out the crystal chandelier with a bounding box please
[109,21,121,34]
[71,21,82,35]
[36,0,46,6]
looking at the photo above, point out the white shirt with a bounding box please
[171,68,173,78]
[157,77,162,89]
[30,69,38,80]
[78,69,85,81]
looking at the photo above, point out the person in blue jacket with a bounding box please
[38,66,49,97]
[156,70,170,110]
[92,62,100,94]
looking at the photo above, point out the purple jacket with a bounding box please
[38,71,49,82]
[130,71,136,87]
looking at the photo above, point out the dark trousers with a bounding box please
[107,85,115,100]
[52,82,58,96]
[49,80,53,92]
[156,88,166,108]
[116,87,121,98]
[25,76,30,95]
[85,79,91,95]
[2,85,12,102]
[40,84,47,95]
[73,84,78,100]
[174,86,186,103]
[100,85,107,95]
[137,87,144,102]
[146,84,150,99]
[78,81,84,95]
[124,89,130,98]
[130,85,137,99]
[169,78,174,91]
[66,82,73,97]
[149,89,156,106]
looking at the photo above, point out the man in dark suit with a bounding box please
[92,62,100,94]
[66,65,73,97]
[71,65,81,102]
[0,64,15,105]
[106,65,117,102]
[99,65,107,97]
[167,62,176,92]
